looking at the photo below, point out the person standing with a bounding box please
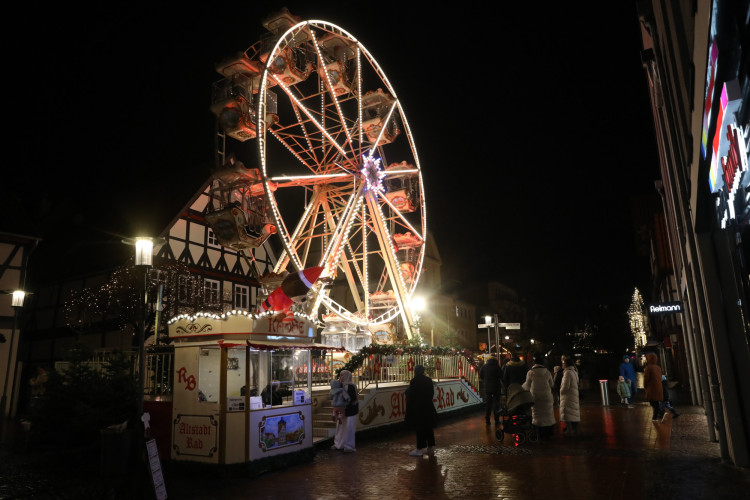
[478,355,502,425]
[643,352,664,422]
[617,376,632,408]
[552,364,563,407]
[619,354,637,405]
[522,353,556,439]
[502,355,528,390]
[559,356,580,436]
[332,370,358,452]
[405,364,438,456]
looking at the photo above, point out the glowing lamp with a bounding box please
[11,290,25,308]
[135,237,154,267]
[484,315,491,324]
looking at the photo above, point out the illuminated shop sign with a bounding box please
[719,122,749,228]
[709,80,743,193]
[648,302,683,315]
[701,41,719,159]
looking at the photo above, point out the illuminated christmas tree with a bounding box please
[627,288,649,349]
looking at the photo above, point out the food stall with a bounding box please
[167,310,340,465]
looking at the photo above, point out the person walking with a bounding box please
[659,374,679,421]
[643,352,664,422]
[559,356,580,436]
[405,364,438,456]
[478,355,502,425]
[332,370,358,452]
[522,353,556,439]
[619,354,637,404]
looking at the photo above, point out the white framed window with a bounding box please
[205,279,220,306]
[234,284,249,310]
[207,228,219,247]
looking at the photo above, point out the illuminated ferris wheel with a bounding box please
[210,12,426,337]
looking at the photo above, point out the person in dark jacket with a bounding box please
[479,355,502,425]
[619,354,637,404]
[502,356,528,390]
[405,365,437,456]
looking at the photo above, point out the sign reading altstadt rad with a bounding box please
[648,302,684,315]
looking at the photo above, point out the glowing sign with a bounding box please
[701,41,719,159]
[708,80,742,193]
[648,302,683,315]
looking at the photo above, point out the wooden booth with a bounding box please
[167,310,339,465]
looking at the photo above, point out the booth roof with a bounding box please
[246,340,347,351]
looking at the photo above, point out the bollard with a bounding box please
[599,379,609,406]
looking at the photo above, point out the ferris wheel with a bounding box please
[210,12,426,337]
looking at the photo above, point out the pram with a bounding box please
[495,383,538,445]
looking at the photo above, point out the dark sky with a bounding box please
[5,2,658,335]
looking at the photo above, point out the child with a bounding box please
[660,375,680,421]
[329,378,351,424]
[617,375,632,407]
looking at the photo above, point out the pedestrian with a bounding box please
[552,364,563,407]
[619,354,637,404]
[617,375,632,407]
[559,356,580,436]
[329,377,350,424]
[502,355,528,391]
[659,374,680,421]
[643,352,664,422]
[405,364,438,456]
[522,353,556,439]
[478,355,502,425]
[332,370,358,452]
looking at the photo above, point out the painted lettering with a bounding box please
[177,366,196,391]
[390,391,406,419]
[435,387,455,410]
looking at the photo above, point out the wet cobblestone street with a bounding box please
[2,392,749,499]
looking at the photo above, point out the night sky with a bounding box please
[4,2,658,337]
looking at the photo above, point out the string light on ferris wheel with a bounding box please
[361,155,385,191]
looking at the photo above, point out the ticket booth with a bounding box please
[167,311,340,465]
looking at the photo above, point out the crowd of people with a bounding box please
[328,350,676,455]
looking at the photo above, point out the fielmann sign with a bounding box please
[648,302,684,315]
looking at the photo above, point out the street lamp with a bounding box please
[133,237,153,420]
[1,290,25,440]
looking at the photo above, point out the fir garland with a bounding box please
[335,344,478,376]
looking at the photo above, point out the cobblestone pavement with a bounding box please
[2,392,749,499]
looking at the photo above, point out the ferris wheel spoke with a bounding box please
[271,74,351,164]
[366,100,399,158]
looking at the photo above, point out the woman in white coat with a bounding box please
[559,356,580,436]
[522,353,556,439]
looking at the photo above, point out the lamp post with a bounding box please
[484,315,492,354]
[1,290,25,442]
[133,237,153,422]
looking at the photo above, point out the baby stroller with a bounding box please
[495,383,538,445]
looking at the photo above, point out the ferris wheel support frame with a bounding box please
[364,192,416,339]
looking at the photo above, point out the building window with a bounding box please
[234,284,249,310]
[178,275,191,303]
[205,279,220,307]
[207,228,219,247]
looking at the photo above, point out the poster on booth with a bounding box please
[357,379,482,429]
